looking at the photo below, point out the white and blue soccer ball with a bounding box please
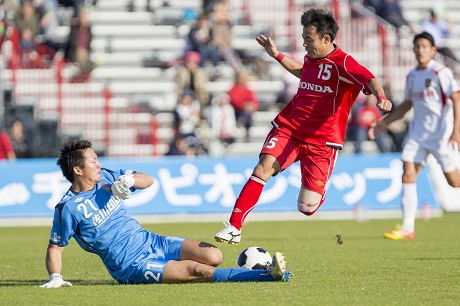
[236,246,272,270]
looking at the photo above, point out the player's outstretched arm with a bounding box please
[40,243,72,288]
[132,172,154,189]
[112,171,154,200]
[256,34,302,78]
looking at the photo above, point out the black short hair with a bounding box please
[413,32,435,47]
[301,8,340,41]
[56,139,92,183]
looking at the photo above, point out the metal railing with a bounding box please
[2,27,158,157]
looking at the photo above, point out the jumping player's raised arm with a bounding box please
[256,34,303,78]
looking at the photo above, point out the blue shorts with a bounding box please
[126,234,185,284]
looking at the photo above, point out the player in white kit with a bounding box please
[369,32,460,240]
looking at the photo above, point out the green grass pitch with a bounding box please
[1,213,459,305]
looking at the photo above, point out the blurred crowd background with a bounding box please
[0,0,459,160]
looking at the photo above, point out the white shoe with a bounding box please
[268,252,292,282]
[214,221,241,245]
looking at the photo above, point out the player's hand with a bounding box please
[40,273,72,288]
[111,173,135,200]
[256,34,278,58]
[368,121,386,140]
[376,97,392,112]
[449,130,460,150]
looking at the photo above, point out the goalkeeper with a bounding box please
[40,140,291,288]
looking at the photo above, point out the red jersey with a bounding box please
[0,132,14,160]
[357,105,382,128]
[228,85,259,113]
[274,47,374,147]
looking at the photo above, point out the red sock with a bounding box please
[229,176,265,230]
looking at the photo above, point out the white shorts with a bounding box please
[401,138,458,173]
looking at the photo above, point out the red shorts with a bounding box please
[260,128,339,195]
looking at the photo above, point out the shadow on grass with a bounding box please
[0,279,117,287]
[1,279,212,287]
[413,258,460,261]
[389,257,460,261]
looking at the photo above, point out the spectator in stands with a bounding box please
[209,93,237,155]
[228,69,259,139]
[126,0,152,12]
[210,2,243,73]
[65,6,95,79]
[172,89,207,154]
[421,8,458,65]
[379,88,408,152]
[186,14,220,70]
[276,69,299,109]
[354,0,379,13]
[173,89,201,139]
[166,136,197,156]
[351,94,392,153]
[0,125,16,160]
[373,0,415,34]
[202,0,222,14]
[9,119,32,158]
[13,0,40,52]
[58,0,97,17]
[183,7,198,23]
[386,112,408,152]
[35,0,61,51]
[176,51,209,107]
[0,0,8,48]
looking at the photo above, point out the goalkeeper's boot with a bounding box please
[383,225,415,240]
[268,252,292,282]
[214,221,241,245]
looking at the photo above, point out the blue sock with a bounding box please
[212,268,275,282]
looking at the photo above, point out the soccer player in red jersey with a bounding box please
[215,8,393,245]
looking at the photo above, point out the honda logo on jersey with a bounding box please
[298,82,333,93]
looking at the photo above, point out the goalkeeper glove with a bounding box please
[40,273,72,288]
[111,171,135,200]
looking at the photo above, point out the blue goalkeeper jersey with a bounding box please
[49,168,156,282]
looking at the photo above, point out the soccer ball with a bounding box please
[236,246,273,270]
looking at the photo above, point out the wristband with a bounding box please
[377,95,387,100]
[275,52,285,62]
[118,174,135,187]
[49,273,62,281]
[125,174,135,187]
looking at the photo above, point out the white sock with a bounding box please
[401,183,417,232]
